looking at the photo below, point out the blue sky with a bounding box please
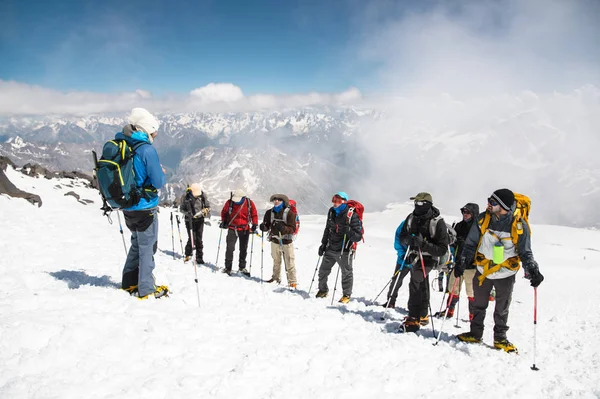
[0,0,379,94]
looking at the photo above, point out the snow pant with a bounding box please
[270,241,297,285]
[318,249,353,297]
[122,209,159,297]
[408,264,433,319]
[185,219,204,262]
[224,228,250,271]
[387,264,411,302]
[447,268,476,317]
[469,271,516,341]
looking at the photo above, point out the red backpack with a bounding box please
[346,200,365,252]
[287,199,300,235]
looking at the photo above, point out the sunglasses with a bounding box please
[461,209,471,215]
[332,195,344,204]
[487,198,499,207]
[414,200,428,206]
[272,198,283,202]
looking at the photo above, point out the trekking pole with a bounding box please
[433,277,460,345]
[380,246,411,307]
[170,212,175,260]
[215,225,224,267]
[260,232,264,283]
[418,248,436,337]
[249,232,255,275]
[331,235,346,305]
[531,287,539,371]
[188,219,201,308]
[454,276,462,328]
[175,215,184,256]
[116,210,128,256]
[308,256,322,295]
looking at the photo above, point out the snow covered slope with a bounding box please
[0,167,599,398]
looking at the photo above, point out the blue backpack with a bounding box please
[93,139,146,211]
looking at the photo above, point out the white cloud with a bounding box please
[0,81,363,116]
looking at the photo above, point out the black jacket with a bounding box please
[179,191,211,222]
[321,205,363,253]
[399,206,449,268]
[453,203,480,269]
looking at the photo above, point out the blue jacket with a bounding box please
[115,128,166,211]
[394,220,410,268]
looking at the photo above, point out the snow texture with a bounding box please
[0,167,599,399]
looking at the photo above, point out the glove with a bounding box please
[453,257,466,278]
[259,222,269,232]
[340,224,352,235]
[219,221,228,229]
[410,234,424,249]
[272,221,284,234]
[201,207,210,217]
[528,268,544,288]
[251,224,257,233]
[318,243,327,256]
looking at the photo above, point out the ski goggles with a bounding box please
[487,198,499,207]
[331,195,345,204]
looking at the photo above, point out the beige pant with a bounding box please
[271,242,297,284]
[448,268,476,297]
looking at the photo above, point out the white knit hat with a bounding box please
[231,189,245,203]
[128,108,160,136]
[190,183,202,197]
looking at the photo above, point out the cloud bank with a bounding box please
[0,81,362,116]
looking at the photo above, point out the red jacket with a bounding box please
[221,198,258,230]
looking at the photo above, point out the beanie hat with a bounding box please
[128,108,160,136]
[231,189,246,203]
[190,183,202,197]
[491,189,515,211]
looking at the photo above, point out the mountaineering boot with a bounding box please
[135,285,169,300]
[122,285,138,296]
[222,268,232,276]
[494,339,518,353]
[401,317,420,333]
[266,278,281,284]
[338,296,351,304]
[288,283,297,289]
[456,332,482,343]
[196,258,205,264]
[382,299,396,308]
[419,315,430,326]
[239,268,250,276]
[315,290,328,298]
[184,255,192,262]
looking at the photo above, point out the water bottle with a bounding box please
[493,241,504,264]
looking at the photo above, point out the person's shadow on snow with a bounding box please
[159,249,184,259]
[49,270,120,290]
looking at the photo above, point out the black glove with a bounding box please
[251,224,257,233]
[219,221,228,229]
[259,222,269,232]
[272,221,284,234]
[318,243,327,256]
[528,268,544,288]
[410,234,424,249]
[453,257,466,278]
[340,224,352,235]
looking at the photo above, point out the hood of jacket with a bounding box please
[116,124,152,145]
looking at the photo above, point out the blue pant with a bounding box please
[123,209,159,297]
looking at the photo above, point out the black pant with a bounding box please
[185,219,204,261]
[408,265,432,319]
[224,229,250,271]
[470,271,516,340]
[387,264,411,302]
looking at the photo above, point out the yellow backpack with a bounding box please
[475,193,531,285]
[479,192,531,247]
